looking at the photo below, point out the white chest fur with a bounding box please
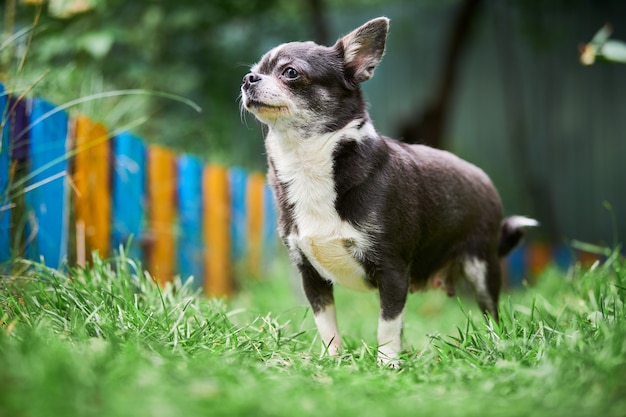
[266,121,376,291]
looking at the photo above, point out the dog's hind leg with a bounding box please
[376,265,409,368]
[463,255,501,323]
[299,255,342,356]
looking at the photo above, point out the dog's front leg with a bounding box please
[377,269,409,368]
[299,256,341,356]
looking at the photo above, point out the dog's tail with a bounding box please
[498,216,539,257]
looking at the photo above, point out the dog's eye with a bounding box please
[282,67,299,80]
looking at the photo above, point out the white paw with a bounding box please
[377,352,401,369]
[377,346,402,369]
[321,340,341,358]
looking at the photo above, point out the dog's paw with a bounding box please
[377,350,402,369]
[320,341,341,358]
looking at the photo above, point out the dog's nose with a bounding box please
[243,72,261,89]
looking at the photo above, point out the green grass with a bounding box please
[1,249,625,417]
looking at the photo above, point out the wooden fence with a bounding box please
[0,84,603,295]
[0,84,277,296]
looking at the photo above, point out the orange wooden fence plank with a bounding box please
[577,251,601,268]
[148,146,176,286]
[526,242,552,281]
[72,115,111,263]
[246,172,265,277]
[203,165,231,297]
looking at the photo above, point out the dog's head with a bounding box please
[241,17,389,136]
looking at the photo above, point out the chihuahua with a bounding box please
[241,17,537,367]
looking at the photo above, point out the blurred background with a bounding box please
[2,0,625,249]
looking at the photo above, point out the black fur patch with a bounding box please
[332,133,504,299]
[332,136,389,226]
[267,156,297,241]
[297,251,335,314]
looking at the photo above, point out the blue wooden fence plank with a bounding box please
[262,184,277,270]
[26,98,69,267]
[553,244,574,271]
[506,243,526,287]
[0,84,11,262]
[177,154,203,286]
[10,96,30,163]
[229,167,247,265]
[111,132,146,261]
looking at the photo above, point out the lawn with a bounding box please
[0,249,625,417]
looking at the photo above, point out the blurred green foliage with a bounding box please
[580,24,626,65]
[2,0,340,168]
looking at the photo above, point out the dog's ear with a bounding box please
[334,17,389,84]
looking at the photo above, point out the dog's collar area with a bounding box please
[265,118,377,149]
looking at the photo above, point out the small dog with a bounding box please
[241,17,537,367]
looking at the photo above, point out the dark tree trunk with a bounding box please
[396,0,483,149]
[306,0,330,45]
[492,4,558,239]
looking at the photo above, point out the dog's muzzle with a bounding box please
[242,72,262,92]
